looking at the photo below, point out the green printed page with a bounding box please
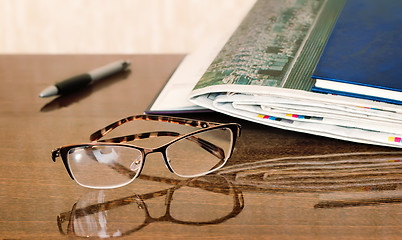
[192,0,345,93]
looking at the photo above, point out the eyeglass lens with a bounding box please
[66,126,234,189]
[166,127,234,177]
[67,145,143,189]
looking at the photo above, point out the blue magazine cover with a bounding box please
[311,0,402,104]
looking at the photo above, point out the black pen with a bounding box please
[39,60,130,98]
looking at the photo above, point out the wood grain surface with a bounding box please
[0,55,401,240]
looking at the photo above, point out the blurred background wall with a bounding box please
[0,0,255,54]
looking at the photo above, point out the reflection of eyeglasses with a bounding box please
[57,174,244,238]
[52,114,241,189]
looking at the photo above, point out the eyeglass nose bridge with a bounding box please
[142,146,176,174]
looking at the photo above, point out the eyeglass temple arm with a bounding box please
[98,131,225,160]
[89,114,220,142]
[186,135,225,160]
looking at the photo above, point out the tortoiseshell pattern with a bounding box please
[98,131,226,160]
[52,114,241,188]
[90,114,220,141]
[98,131,180,143]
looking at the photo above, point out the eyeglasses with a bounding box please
[52,114,241,189]
[57,174,244,237]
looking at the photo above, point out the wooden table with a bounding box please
[0,55,401,239]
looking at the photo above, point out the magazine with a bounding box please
[148,0,402,148]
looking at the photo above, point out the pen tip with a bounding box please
[39,85,58,98]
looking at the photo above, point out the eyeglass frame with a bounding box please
[52,114,241,188]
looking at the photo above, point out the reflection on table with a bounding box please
[57,149,402,238]
[57,174,244,238]
[219,151,402,208]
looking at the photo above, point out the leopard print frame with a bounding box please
[90,114,221,142]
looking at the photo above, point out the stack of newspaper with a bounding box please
[148,0,402,148]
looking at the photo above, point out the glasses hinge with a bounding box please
[52,148,61,162]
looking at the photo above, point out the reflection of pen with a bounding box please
[39,60,130,98]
